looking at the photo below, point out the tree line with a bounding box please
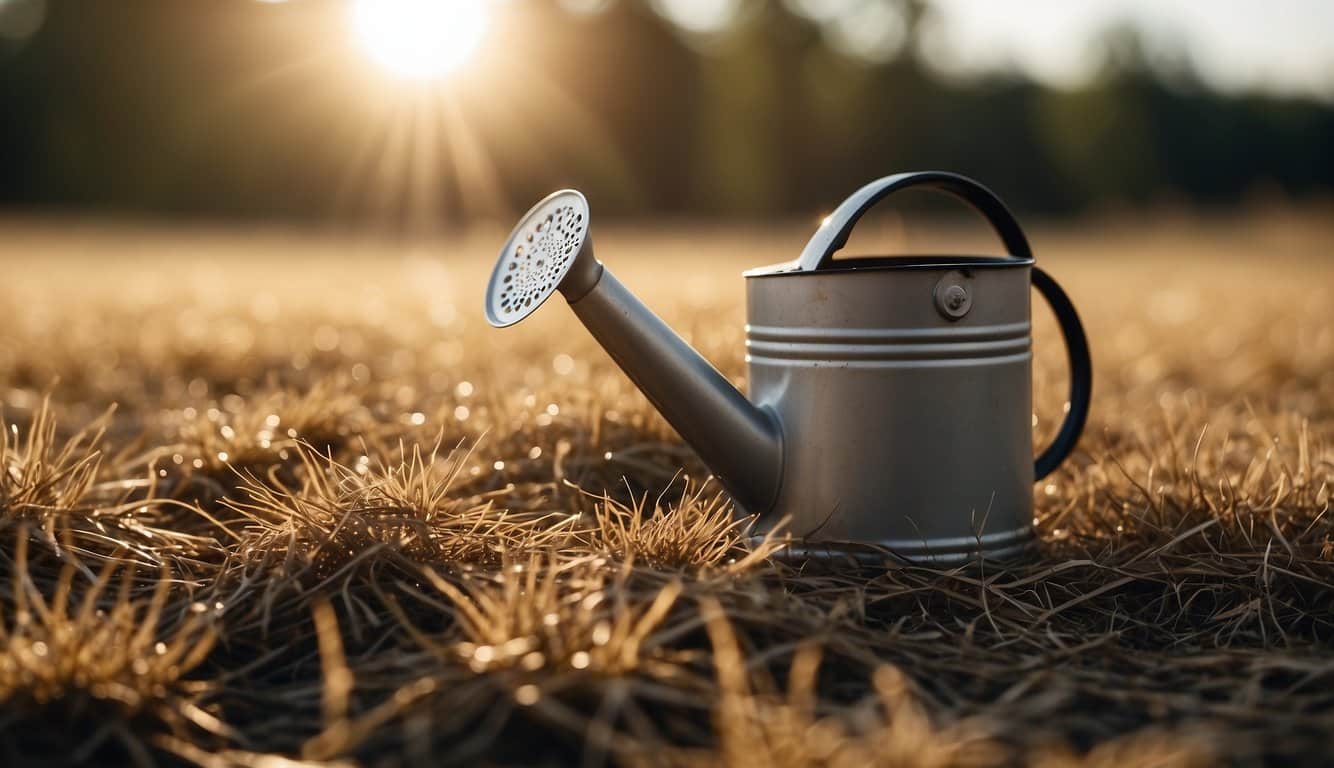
[0,0,1329,224]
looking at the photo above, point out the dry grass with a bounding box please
[654,600,1009,768]
[163,379,374,501]
[588,480,783,572]
[0,209,1331,766]
[0,537,222,765]
[223,441,575,581]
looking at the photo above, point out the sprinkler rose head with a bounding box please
[485,189,595,328]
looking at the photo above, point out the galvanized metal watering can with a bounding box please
[485,171,1092,563]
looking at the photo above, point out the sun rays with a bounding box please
[348,0,490,81]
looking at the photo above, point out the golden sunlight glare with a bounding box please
[349,0,489,80]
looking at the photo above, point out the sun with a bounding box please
[349,0,490,80]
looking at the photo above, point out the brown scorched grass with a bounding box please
[0,209,1331,766]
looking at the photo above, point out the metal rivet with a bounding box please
[933,272,972,320]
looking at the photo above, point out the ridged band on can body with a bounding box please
[745,257,1035,564]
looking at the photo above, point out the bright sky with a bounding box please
[920,0,1334,100]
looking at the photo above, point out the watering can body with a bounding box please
[745,258,1037,561]
[486,172,1091,564]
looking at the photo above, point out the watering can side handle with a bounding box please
[795,171,1032,271]
[1032,266,1093,481]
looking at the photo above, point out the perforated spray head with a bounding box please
[485,189,596,328]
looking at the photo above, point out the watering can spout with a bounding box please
[567,264,784,516]
[485,190,783,516]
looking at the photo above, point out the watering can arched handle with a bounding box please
[796,170,1035,269]
[797,171,1091,481]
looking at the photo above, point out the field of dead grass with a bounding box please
[1,209,1332,766]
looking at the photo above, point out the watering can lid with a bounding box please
[745,171,1034,277]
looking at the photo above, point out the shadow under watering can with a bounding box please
[485,171,1091,564]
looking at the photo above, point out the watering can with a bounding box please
[485,172,1091,563]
